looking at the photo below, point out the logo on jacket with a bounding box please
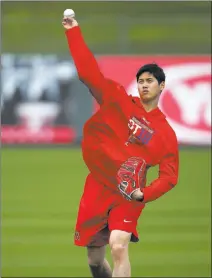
[126,116,154,145]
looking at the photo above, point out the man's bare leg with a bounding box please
[109,230,131,277]
[87,245,112,278]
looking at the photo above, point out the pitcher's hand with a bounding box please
[62,17,78,30]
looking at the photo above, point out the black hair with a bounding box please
[136,63,166,84]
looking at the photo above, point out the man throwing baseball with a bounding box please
[62,12,179,278]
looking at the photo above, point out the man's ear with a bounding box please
[160,81,165,92]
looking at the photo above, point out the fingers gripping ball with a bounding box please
[117,157,147,201]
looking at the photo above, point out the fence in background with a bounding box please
[2,2,211,55]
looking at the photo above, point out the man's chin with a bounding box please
[141,96,152,103]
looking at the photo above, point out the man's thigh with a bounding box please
[108,199,145,242]
[74,173,113,247]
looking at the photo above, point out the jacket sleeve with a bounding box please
[142,131,179,203]
[65,26,122,105]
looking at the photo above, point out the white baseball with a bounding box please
[63,9,75,18]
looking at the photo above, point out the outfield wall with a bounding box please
[1,54,211,146]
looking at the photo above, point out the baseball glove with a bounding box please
[116,157,147,201]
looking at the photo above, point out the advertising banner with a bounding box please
[1,55,211,146]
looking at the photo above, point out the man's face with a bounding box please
[137,72,165,103]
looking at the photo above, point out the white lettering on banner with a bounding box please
[127,62,211,145]
[2,68,29,102]
[1,54,76,108]
[169,82,211,125]
[16,103,60,132]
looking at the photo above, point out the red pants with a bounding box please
[74,173,145,247]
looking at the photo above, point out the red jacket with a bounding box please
[65,27,179,203]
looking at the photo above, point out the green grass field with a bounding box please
[2,147,211,277]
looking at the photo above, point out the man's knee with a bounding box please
[87,246,106,266]
[109,230,131,261]
[110,243,128,260]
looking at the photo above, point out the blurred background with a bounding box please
[1,1,211,277]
